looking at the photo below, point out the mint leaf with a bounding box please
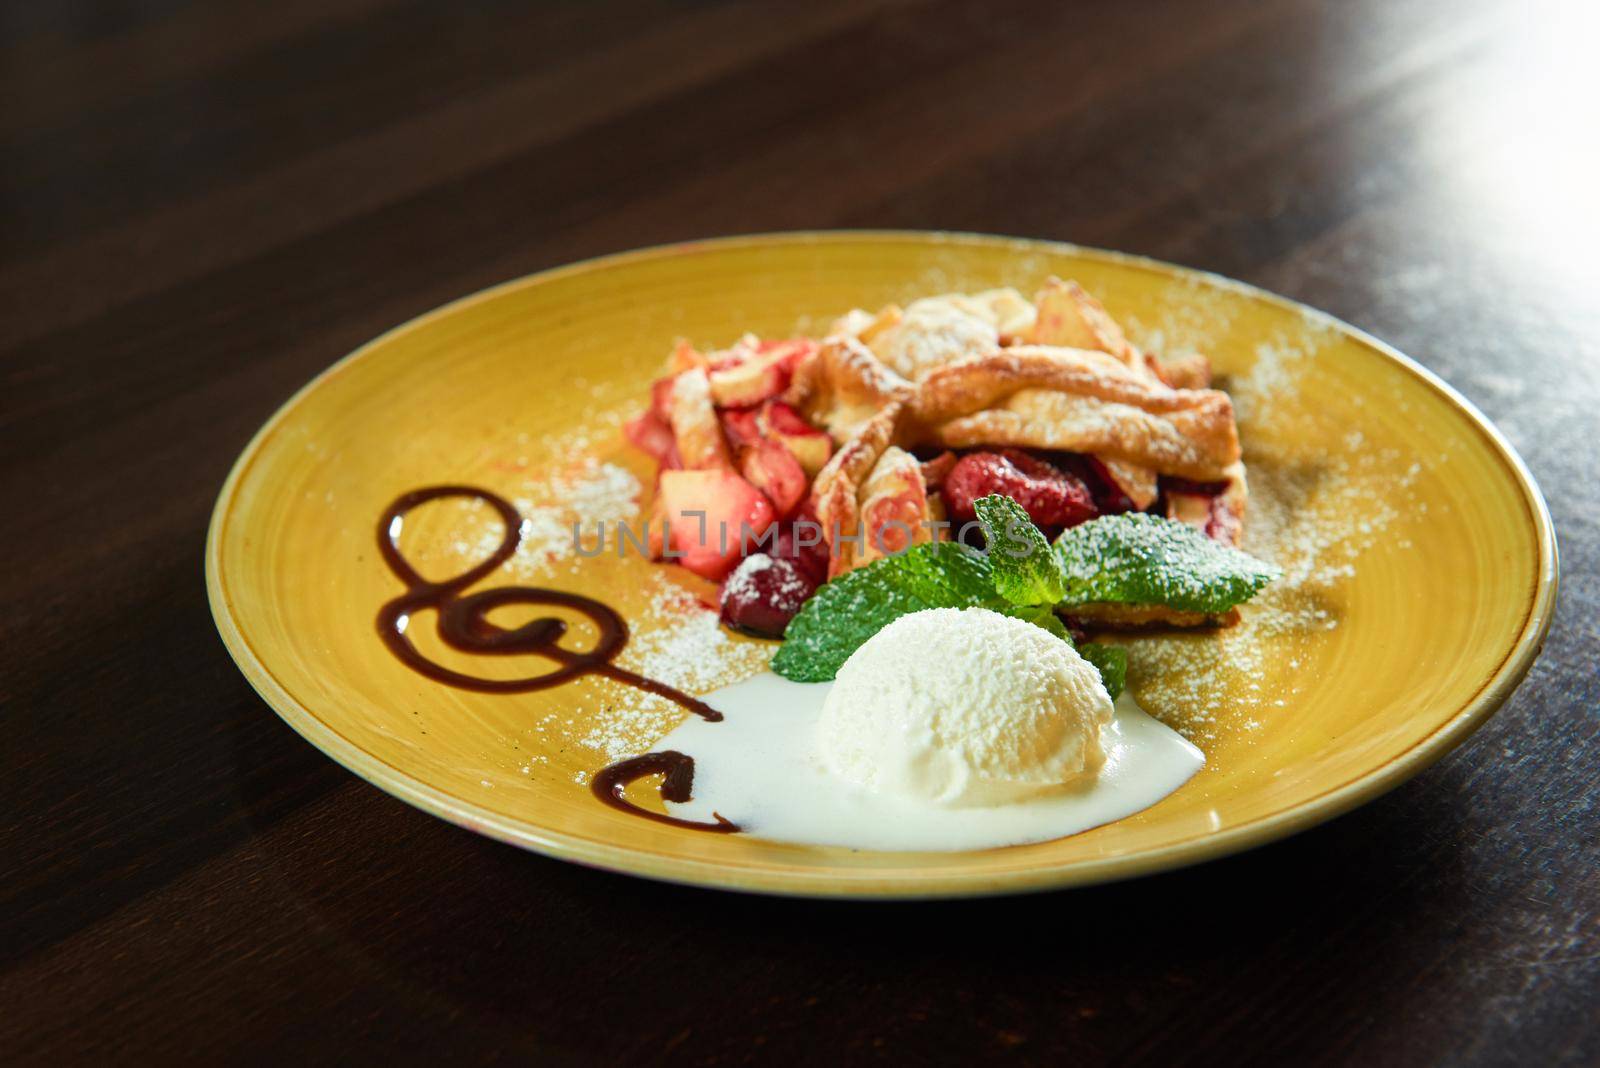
[885,538,998,608]
[772,542,1010,682]
[973,494,1065,606]
[1053,513,1280,614]
[1077,642,1127,700]
[997,602,1070,641]
[770,534,1124,699]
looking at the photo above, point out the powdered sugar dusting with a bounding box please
[1229,335,1315,427]
[574,574,772,762]
[722,553,778,601]
[515,460,642,567]
[1121,338,1426,747]
[393,408,645,583]
[870,299,1000,381]
[434,455,642,578]
[1126,272,1250,360]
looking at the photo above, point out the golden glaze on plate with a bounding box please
[206,232,1556,898]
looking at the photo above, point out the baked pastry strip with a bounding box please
[911,346,1241,482]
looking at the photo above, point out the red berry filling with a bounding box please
[774,502,831,584]
[943,449,1098,531]
[1160,475,1231,498]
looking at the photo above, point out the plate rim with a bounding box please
[206,229,1559,899]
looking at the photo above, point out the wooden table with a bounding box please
[4,1,1596,1062]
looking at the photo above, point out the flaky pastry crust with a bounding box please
[909,346,1240,482]
[789,282,1250,628]
[809,401,908,577]
[784,335,913,443]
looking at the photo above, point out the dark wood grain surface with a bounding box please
[3,1,1596,1063]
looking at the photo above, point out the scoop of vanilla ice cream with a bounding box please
[818,607,1114,807]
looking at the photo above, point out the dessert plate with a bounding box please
[206,232,1555,897]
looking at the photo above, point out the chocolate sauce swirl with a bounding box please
[375,485,736,834]
[590,751,737,833]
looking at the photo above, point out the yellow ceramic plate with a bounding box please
[207,232,1555,898]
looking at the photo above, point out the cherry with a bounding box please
[718,554,818,639]
[773,503,831,584]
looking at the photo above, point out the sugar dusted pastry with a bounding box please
[809,402,908,577]
[625,277,1258,636]
[814,279,1243,542]
[910,346,1241,482]
[853,444,941,567]
[785,335,913,442]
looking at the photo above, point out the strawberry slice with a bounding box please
[864,491,923,555]
[705,337,817,408]
[669,339,707,373]
[666,367,732,471]
[655,469,776,581]
[754,337,817,371]
[738,439,808,518]
[758,399,832,477]
[706,334,761,372]
[708,357,791,408]
[944,449,1097,531]
[761,398,819,436]
[719,405,762,448]
[648,376,677,422]
[918,450,958,490]
[623,410,679,469]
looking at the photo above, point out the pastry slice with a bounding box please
[628,282,1255,633]
[784,335,914,443]
[821,281,1208,511]
[831,288,1036,382]
[854,445,941,567]
[1020,282,1239,538]
[809,402,920,577]
[1030,278,1171,383]
[911,346,1241,482]
[920,346,1250,622]
[804,344,1249,627]
[1029,278,1212,508]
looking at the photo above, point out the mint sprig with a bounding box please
[771,542,1010,683]
[1077,642,1127,699]
[1053,513,1280,614]
[973,494,1065,606]
[771,505,1279,697]
[772,495,1125,696]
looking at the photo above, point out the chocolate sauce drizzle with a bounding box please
[375,485,737,833]
[590,752,738,833]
